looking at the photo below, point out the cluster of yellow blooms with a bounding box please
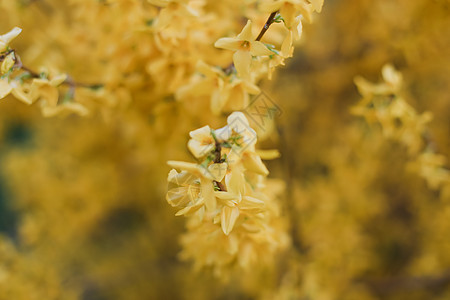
[1,0,449,299]
[353,64,450,190]
[162,0,324,272]
[167,112,288,273]
[0,27,90,117]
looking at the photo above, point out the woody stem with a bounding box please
[255,11,278,41]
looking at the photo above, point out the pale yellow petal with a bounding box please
[188,139,214,158]
[281,32,293,58]
[227,111,250,128]
[11,86,33,105]
[207,163,228,182]
[0,79,12,99]
[225,167,245,196]
[382,64,402,88]
[175,201,204,216]
[221,205,240,235]
[189,125,211,139]
[243,152,269,175]
[200,177,216,212]
[240,196,265,213]
[167,161,214,180]
[250,41,274,56]
[259,1,283,13]
[233,50,252,79]
[310,0,324,12]
[214,38,242,51]
[280,3,296,28]
[214,125,231,142]
[256,149,281,160]
[237,20,253,41]
[50,74,68,86]
[297,2,313,23]
[242,80,260,95]
[196,60,218,78]
[41,103,89,117]
[0,27,22,52]
[166,187,191,207]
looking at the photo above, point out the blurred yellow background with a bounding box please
[0,0,449,299]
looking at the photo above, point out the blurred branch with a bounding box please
[1,50,103,90]
[361,270,450,296]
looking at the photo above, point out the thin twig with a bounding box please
[1,49,102,89]
[256,11,278,41]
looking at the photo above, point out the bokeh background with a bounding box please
[0,0,449,299]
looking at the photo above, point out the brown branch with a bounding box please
[211,135,227,191]
[1,50,102,89]
[256,11,278,41]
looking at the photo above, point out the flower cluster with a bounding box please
[176,0,325,114]
[353,64,450,189]
[0,27,94,117]
[166,112,288,273]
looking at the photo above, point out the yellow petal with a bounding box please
[0,27,22,52]
[175,201,204,216]
[250,41,274,56]
[166,187,191,207]
[256,149,281,160]
[41,102,89,117]
[50,74,68,86]
[240,196,265,213]
[259,1,283,13]
[167,161,214,180]
[280,3,297,28]
[210,88,228,115]
[297,2,313,23]
[221,205,240,235]
[196,60,218,78]
[225,167,245,196]
[242,80,260,95]
[188,139,214,158]
[11,86,34,105]
[243,152,269,175]
[189,125,211,139]
[310,0,324,12]
[0,79,12,99]
[233,50,252,79]
[214,37,242,51]
[281,32,293,58]
[382,64,402,88]
[200,176,216,212]
[237,20,254,41]
[167,169,197,187]
[207,163,228,182]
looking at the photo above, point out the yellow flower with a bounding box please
[0,27,22,52]
[177,61,260,114]
[214,21,274,79]
[167,160,218,212]
[187,125,216,158]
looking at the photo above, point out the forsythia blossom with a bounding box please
[353,64,450,190]
[0,28,90,117]
[215,20,274,79]
[166,112,288,273]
